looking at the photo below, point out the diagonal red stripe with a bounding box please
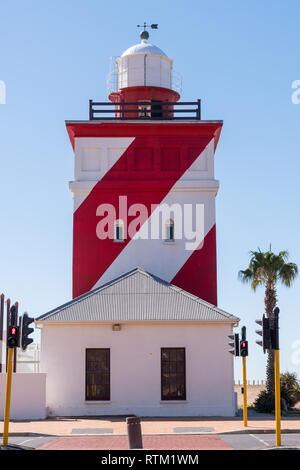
[171,225,217,305]
[73,135,214,298]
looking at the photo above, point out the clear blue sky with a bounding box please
[0,0,299,382]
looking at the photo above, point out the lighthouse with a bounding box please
[37,28,238,418]
[67,28,223,304]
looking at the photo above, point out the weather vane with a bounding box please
[137,23,158,40]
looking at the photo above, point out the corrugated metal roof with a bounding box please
[36,268,239,324]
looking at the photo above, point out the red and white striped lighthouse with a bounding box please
[66,28,223,304]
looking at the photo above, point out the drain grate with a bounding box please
[71,428,113,434]
[173,427,215,433]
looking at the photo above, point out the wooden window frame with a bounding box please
[85,348,110,401]
[161,347,186,401]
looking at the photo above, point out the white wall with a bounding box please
[0,373,46,420]
[116,54,172,89]
[40,322,235,417]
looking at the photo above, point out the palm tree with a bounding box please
[239,247,298,395]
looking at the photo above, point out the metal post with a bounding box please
[242,356,248,427]
[273,307,281,446]
[3,347,13,446]
[89,99,93,120]
[0,294,4,373]
[126,417,143,449]
[5,298,10,372]
[197,99,201,120]
[274,349,281,446]
[241,326,247,427]
[13,302,18,373]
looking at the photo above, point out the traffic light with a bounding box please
[20,313,34,352]
[240,340,248,357]
[272,307,280,350]
[228,333,240,356]
[255,315,271,353]
[7,325,20,348]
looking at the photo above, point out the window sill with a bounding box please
[84,401,111,404]
[163,240,176,245]
[160,400,188,404]
[113,240,125,243]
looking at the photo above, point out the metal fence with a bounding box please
[89,99,201,121]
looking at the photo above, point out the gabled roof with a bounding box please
[36,268,239,324]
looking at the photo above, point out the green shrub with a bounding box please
[254,384,298,413]
[254,390,275,413]
[280,372,300,407]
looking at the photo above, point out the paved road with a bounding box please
[220,433,300,450]
[4,433,300,450]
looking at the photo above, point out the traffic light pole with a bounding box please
[242,356,247,427]
[241,326,248,427]
[273,307,281,446]
[3,347,13,446]
[256,307,281,446]
[274,349,281,446]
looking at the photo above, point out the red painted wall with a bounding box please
[67,121,222,304]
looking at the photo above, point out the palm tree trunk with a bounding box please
[266,350,275,394]
[265,282,277,395]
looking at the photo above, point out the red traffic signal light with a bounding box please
[240,340,248,357]
[7,325,20,348]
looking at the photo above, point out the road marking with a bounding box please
[249,434,270,447]
[18,436,43,446]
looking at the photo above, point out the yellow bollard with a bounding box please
[3,347,13,446]
[242,356,248,427]
[274,349,281,446]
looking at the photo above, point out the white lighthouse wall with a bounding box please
[116,54,173,89]
[40,322,235,417]
[69,136,217,213]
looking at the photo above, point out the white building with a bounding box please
[37,268,239,417]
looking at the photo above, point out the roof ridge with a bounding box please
[36,267,153,321]
[36,267,239,323]
[167,284,236,319]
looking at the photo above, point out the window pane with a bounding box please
[161,348,186,400]
[170,349,177,361]
[161,349,170,361]
[86,349,110,400]
[177,349,185,361]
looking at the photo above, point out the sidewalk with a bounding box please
[1,414,300,437]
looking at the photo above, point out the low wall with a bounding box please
[0,373,46,420]
[234,384,265,407]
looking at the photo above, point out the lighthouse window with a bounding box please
[161,348,186,400]
[151,100,163,118]
[165,219,175,242]
[138,100,151,118]
[114,219,124,242]
[86,349,110,401]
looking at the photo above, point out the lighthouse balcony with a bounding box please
[89,98,201,121]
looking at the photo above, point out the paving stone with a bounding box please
[173,426,215,433]
[71,428,113,434]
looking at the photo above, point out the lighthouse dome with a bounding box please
[116,38,173,91]
[121,39,168,58]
